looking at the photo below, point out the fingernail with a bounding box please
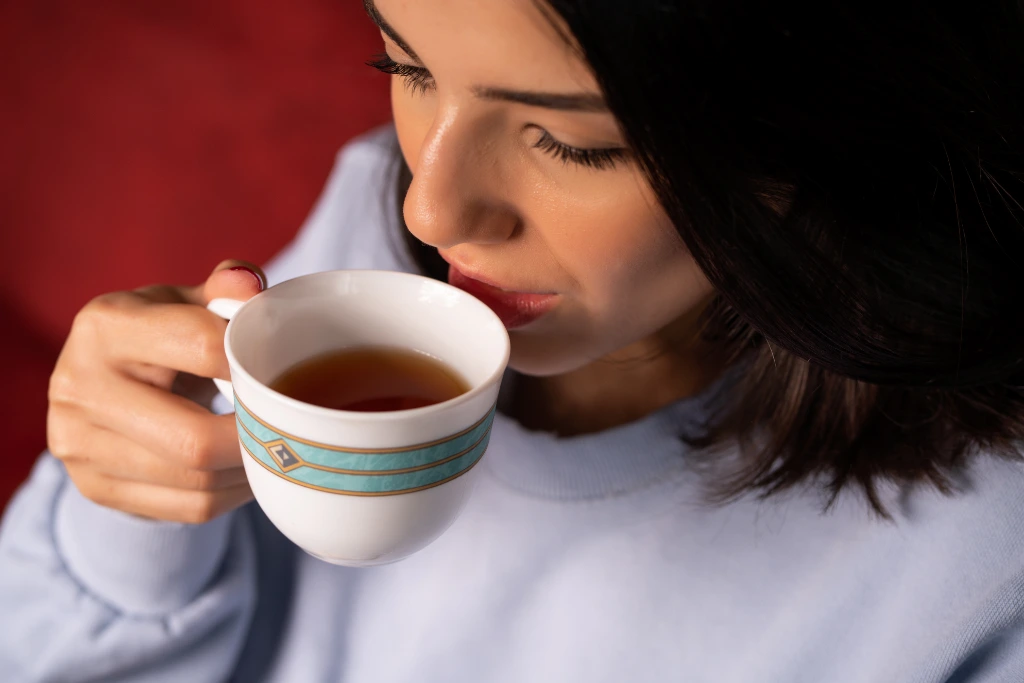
[229,266,265,291]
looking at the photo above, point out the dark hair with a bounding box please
[397,1,1024,513]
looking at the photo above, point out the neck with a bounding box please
[510,321,721,437]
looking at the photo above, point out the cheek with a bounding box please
[548,179,698,308]
[596,228,707,325]
[546,186,714,356]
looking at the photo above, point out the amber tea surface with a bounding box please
[269,347,470,412]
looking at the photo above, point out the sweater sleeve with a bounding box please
[0,454,258,683]
[943,601,1024,683]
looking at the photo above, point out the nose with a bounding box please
[403,116,518,250]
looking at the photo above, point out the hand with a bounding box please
[47,260,266,523]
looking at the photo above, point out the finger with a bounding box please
[63,422,248,490]
[92,301,232,380]
[64,293,231,381]
[140,260,266,308]
[76,262,264,380]
[199,259,267,306]
[68,465,253,524]
[74,374,243,470]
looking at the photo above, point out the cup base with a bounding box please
[241,445,481,565]
[302,549,404,568]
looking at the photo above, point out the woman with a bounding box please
[2,0,1023,680]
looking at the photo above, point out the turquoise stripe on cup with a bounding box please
[235,397,495,473]
[234,395,496,495]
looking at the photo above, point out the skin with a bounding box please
[378,0,717,432]
[48,262,263,523]
[48,0,716,523]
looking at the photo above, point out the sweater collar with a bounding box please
[483,374,712,501]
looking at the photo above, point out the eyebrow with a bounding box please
[363,0,609,114]
[363,0,422,63]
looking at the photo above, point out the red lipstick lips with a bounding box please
[446,263,557,329]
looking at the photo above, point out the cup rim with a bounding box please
[222,269,511,422]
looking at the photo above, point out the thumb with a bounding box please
[199,259,267,305]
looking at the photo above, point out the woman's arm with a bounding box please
[0,455,258,683]
[0,125,401,683]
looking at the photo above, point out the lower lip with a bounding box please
[447,265,557,329]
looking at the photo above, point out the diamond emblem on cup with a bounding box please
[264,439,303,472]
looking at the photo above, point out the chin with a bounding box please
[505,333,600,377]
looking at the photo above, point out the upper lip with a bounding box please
[438,251,554,296]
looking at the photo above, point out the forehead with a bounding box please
[374,0,599,92]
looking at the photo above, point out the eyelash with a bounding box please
[531,129,625,171]
[366,54,435,96]
[367,53,626,171]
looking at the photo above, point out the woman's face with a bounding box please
[370,0,713,376]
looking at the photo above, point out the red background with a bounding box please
[0,1,392,509]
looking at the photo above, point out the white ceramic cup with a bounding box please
[207,270,509,566]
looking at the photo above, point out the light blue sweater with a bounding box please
[2,128,1024,683]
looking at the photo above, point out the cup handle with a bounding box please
[207,298,246,402]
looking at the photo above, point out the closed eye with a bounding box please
[531,128,627,171]
[367,54,435,96]
[366,54,627,171]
